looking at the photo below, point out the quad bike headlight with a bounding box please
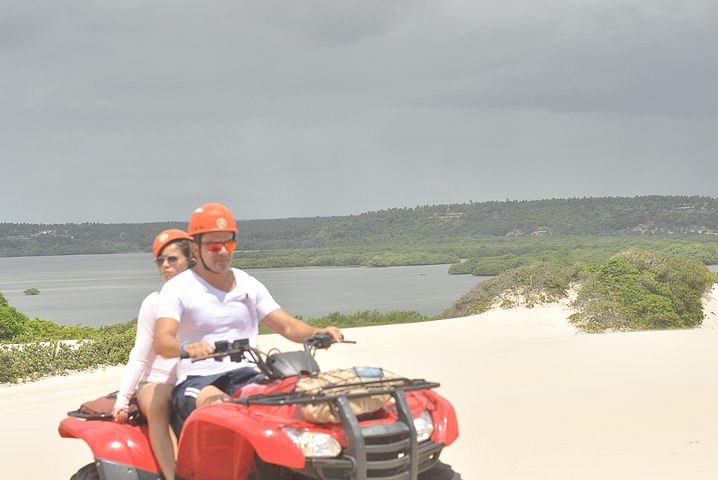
[282,428,342,458]
[413,411,434,443]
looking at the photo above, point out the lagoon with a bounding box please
[0,253,485,327]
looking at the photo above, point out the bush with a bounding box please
[445,263,574,317]
[0,293,137,383]
[0,294,31,340]
[570,249,712,332]
[0,331,135,384]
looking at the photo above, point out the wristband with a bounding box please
[180,340,189,359]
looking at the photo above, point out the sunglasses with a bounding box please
[204,239,238,253]
[154,255,180,267]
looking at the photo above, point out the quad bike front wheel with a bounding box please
[249,457,306,480]
[70,462,100,480]
[419,461,462,480]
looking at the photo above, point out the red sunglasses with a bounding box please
[204,239,238,253]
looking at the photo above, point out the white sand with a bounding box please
[2,286,718,479]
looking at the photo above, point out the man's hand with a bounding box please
[183,341,215,359]
[262,308,344,344]
[315,326,343,343]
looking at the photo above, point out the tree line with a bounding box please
[3,195,718,257]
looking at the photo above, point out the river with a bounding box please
[0,254,486,327]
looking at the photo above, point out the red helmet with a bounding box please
[152,229,193,258]
[188,203,238,236]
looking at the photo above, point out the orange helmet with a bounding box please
[188,203,238,236]
[152,229,193,258]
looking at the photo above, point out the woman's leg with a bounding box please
[138,383,176,480]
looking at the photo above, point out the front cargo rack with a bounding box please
[235,378,445,480]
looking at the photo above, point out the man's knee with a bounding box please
[196,385,230,407]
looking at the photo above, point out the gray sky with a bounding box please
[1,0,716,223]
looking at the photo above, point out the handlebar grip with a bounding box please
[305,332,331,348]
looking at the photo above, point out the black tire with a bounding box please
[70,462,100,480]
[419,461,462,480]
[249,457,306,480]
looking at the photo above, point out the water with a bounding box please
[0,254,486,327]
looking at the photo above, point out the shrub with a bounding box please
[570,249,712,332]
[0,295,30,340]
[445,263,574,317]
[0,294,137,383]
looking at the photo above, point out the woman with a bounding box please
[112,229,193,480]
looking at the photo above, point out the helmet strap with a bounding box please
[196,236,220,275]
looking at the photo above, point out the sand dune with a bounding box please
[2,286,718,479]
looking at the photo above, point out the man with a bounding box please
[153,202,342,434]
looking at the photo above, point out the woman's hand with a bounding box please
[112,407,129,423]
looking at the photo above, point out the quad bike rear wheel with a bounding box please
[419,461,462,480]
[70,462,100,480]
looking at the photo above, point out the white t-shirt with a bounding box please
[114,292,179,409]
[156,268,281,384]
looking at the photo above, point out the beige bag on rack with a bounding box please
[295,367,402,423]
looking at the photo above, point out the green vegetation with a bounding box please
[445,263,575,317]
[23,288,40,295]
[0,292,137,383]
[445,236,718,276]
[570,250,712,332]
[0,332,135,384]
[3,196,718,284]
[235,247,459,269]
[446,249,715,333]
[0,292,135,343]
[3,196,718,262]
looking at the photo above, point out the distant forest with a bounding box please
[2,196,718,260]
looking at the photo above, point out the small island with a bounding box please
[23,288,40,296]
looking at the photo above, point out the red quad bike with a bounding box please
[59,333,461,479]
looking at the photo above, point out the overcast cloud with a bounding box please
[1,0,716,223]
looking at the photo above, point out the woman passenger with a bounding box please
[112,229,193,480]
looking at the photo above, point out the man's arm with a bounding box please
[153,317,181,357]
[153,317,214,359]
[262,308,342,343]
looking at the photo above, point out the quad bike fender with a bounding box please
[179,403,306,469]
[423,390,459,445]
[59,417,160,474]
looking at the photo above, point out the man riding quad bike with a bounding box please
[60,333,462,479]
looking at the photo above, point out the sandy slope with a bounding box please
[2,286,718,479]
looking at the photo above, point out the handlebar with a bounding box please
[189,339,250,363]
[303,332,356,349]
[185,333,355,363]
